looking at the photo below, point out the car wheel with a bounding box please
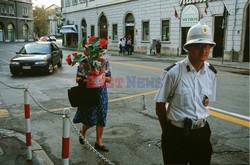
[57,58,62,68]
[10,69,20,76]
[47,63,54,74]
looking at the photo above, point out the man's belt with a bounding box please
[169,118,207,130]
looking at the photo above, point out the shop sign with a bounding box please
[179,0,207,5]
[181,5,199,27]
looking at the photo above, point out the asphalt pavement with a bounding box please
[0,43,249,165]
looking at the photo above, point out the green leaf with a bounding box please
[77,38,84,52]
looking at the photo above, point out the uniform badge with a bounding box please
[203,95,209,107]
[202,26,208,34]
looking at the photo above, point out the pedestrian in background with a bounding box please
[119,38,122,54]
[155,40,161,57]
[155,21,217,164]
[127,37,132,55]
[121,37,126,54]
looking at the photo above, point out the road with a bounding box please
[0,42,249,164]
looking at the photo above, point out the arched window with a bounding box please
[8,24,14,42]
[23,24,29,41]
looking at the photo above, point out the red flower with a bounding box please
[83,51,89,56]
[88,36,97,44]
[99,38,108,48]
[72,52,77,57]
[66,55,72,65]
[91,69,99,76]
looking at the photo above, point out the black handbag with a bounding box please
[68,86,100,107]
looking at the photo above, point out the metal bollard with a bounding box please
[24,88,32,161]
[62,108,71,165]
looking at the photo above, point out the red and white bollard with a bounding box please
[24,88,32,161]
[62,108,71,165]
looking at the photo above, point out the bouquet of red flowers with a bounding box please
[66,36,110,87]
[66,36,110,74]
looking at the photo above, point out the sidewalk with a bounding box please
[60,44,249,75]
[0,129,53,165]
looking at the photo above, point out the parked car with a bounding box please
[9,42,63,76]
[48,35,57,42]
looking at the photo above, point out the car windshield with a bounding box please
[21,44,50,54]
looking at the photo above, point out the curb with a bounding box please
[0,129,54,165]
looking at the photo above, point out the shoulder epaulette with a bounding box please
[164,63,176,71]
[208,63,217,74]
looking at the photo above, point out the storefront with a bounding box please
[61,0,249,62]
[60,25,78,47]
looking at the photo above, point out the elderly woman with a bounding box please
[73,61,112,152]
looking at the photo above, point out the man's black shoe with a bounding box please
[94,143,109,152]
[79,136,85,145]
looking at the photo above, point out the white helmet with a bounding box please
[183,21,216,51]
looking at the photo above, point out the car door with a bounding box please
[51,43,60,65]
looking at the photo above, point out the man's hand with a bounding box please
[156,102,167,133]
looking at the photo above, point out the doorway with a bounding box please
[125,13,135,51]
[0,23,4,42]
[181,27,189,54]
[99,15,108,39]
[243,4,249,62]
[81,19,87,46]
[213,16,224,58]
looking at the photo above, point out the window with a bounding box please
[112,24,118,40]
[8,24,14,42]
[162,20,170,41]
[23,7,28,16]
[72,0,78,5]
[23,25,28,41]
[142,21,149,41]
[1,4,6,13]
[91,25,95,36]
[9,5,14,14]
[79,0,86,4]
[65,0,70,7]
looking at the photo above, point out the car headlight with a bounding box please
[35,61,48,65]
[10,61,20,65]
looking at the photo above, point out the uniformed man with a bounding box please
[155,21,217,165]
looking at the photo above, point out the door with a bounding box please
[181,27,189,54]
[243,4,249,62]
[51,43,60,65]
[99,15,108,39]
[213,16,224,58]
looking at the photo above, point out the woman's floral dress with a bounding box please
[73,62,111,127]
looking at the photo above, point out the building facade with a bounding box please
[61,0,249,62]
[0,0,34,42]
[46,4,62,36]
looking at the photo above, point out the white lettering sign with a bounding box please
[181,5,199,27]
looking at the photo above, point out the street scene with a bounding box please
[0,40,249,164]
[0,0,249,165]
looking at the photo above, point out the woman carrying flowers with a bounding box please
[66,36,111,152]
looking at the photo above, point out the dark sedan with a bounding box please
[9,42,63,75]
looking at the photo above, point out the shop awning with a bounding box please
[60,25,78,34]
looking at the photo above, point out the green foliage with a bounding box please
[33,6,48,37]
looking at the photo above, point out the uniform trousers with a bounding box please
[161,121,213,165]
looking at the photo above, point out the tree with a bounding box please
[33,6,48,38]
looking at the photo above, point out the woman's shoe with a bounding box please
[79,136,85,145]
[94,143,109,152]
